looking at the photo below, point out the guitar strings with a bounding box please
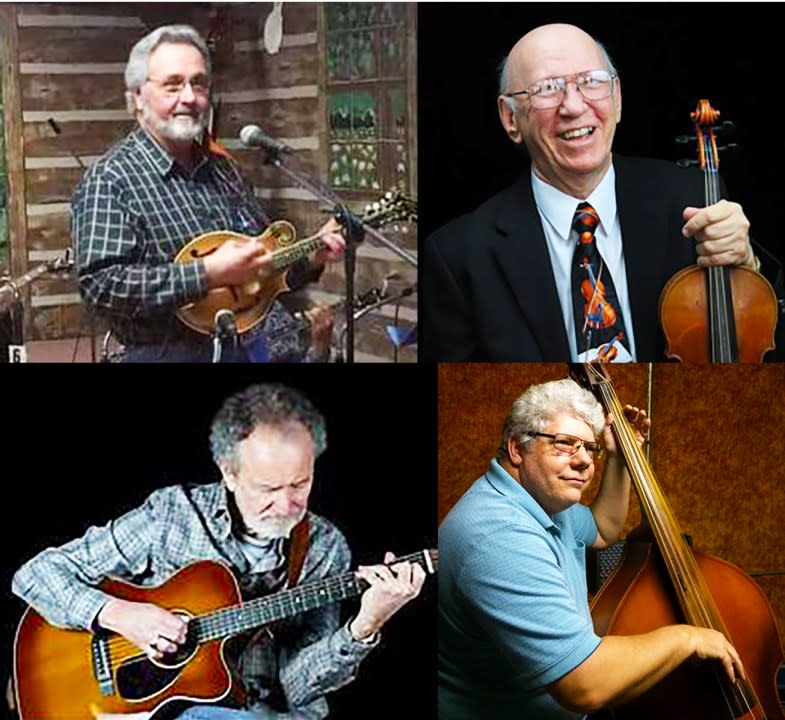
[104,550,435,660]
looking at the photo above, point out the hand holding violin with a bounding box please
[682,200,757,270]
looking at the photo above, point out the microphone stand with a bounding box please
[47,118,98,363]
[259,145,416,364]
[338,282,417,363]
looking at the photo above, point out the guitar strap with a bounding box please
[286,517,309,588]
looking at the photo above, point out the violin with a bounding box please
[659,100,778,362]
[581,259,617,330]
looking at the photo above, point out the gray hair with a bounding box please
[210,384,327,476]
[498,38,618,97]
[495,378,605,463]
[124,24,211,114]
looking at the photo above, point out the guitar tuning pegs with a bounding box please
[715,120,735,134]
[676,158,699,168]
[675,134,696,145]
[716,142,738,153]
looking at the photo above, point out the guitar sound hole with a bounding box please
[115,628,198,701]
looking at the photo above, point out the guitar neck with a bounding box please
[192,549,437,643]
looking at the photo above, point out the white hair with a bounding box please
[496,378,605,462]
[124,25,211,115]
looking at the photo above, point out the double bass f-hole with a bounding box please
[659,99,778,362]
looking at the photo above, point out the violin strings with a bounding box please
[703,133,736,361]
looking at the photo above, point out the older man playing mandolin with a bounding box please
[73,24,344,363]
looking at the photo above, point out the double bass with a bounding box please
[659,100,778,362]
[571,364,784,719]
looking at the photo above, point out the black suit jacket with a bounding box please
[422,155,784,361]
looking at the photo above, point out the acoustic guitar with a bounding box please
[14,550,437,720]
[174,192,417,336]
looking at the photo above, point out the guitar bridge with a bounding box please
[92,632,116,696]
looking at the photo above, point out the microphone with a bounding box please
[214,309,237,339]
[239,124,293,155]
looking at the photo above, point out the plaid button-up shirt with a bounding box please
[12,483,377,717]
[72,128,318,355]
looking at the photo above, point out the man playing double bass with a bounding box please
[73,24,344,362]
[438,377,747,719]
[422,22,785,362]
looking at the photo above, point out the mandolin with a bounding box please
[174,192,417,336]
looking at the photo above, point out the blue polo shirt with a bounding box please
[439,460,602,719]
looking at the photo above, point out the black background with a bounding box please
[418,3,785,268]
[2,364,436,719]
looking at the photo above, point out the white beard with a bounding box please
[243,511,304,540]
[142,103,206,143]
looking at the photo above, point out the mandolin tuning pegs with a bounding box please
[675,134,696,145]
[676,158,699,168]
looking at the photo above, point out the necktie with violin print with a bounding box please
[570,202,629,360]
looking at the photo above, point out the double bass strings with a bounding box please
[594,370,760,717]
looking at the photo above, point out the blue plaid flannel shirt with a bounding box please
[72,127,320,358]
[12,483,377,717]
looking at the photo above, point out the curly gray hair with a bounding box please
[210,384,327,475]
[124,24,211,114]
[495,378,604,463]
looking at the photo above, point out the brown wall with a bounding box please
[4,2,416,361]
[438,363,785,649]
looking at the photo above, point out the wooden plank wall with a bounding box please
[9,2,417,362]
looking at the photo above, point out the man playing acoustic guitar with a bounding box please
[12,383,429,719]
[73,25,345,362]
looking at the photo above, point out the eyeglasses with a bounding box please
[147,74,211,96]
[504,69,617,110]
[532,432,604,459]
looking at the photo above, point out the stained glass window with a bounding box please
[325,3,411,196]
